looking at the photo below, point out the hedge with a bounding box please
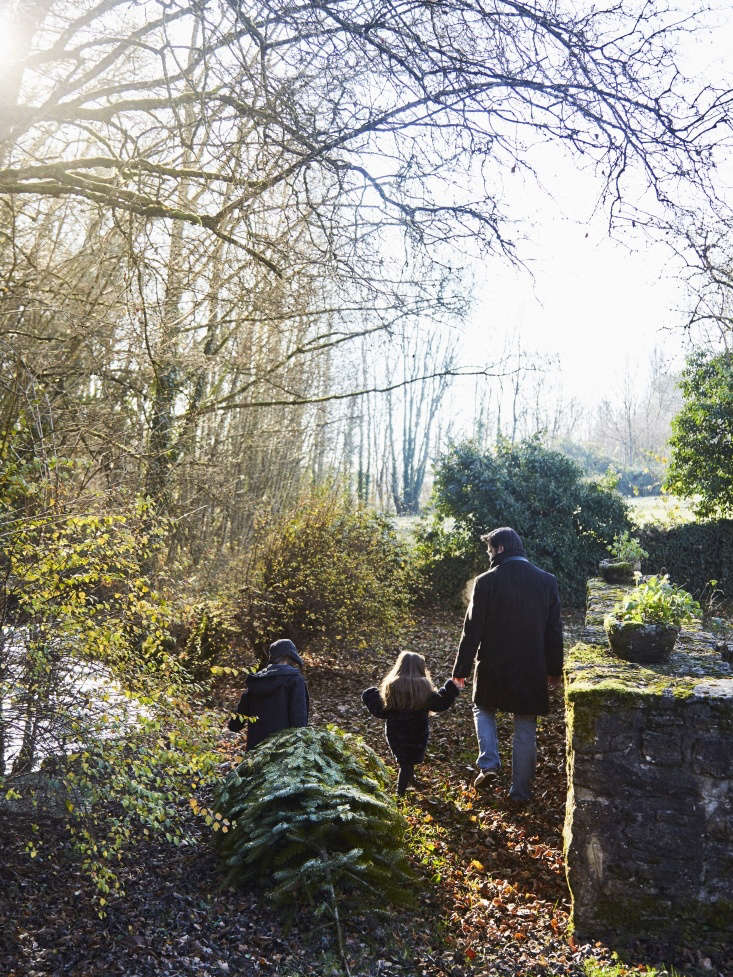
[638,520,733,599]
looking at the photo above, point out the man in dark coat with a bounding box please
[451,527,563,802]
[228,638,309,750]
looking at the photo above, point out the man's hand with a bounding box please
[451,677,466,690]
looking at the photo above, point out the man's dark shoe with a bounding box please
[473,769,498,789]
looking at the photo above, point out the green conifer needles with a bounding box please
[213,726,414,907]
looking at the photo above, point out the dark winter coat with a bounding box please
[228,662,309,750]
[452,554,563,716]
[361,681,459,765]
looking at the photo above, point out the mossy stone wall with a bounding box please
[564,578,733,948]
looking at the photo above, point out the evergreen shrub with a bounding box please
[637,520,733,599]
[664,350,733,518]
[418,439,629,607]
[236,488,413,658]
[213,725,413,907]
[412,519,482,607]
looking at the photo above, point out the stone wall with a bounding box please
[564,578,733,947]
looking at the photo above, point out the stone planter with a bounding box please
[566,576,733,949]
[598,559,636,584]
[604,619,680,663]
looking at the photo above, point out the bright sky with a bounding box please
[455,0,733,419]
[2,0,729,421]
[461,170,690,405]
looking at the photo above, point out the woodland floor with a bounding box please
[2,607,730,977]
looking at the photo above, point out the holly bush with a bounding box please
[412,518,484,606]
[419,438,629,606]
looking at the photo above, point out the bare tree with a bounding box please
[1,0,730,564]
[1,0,728,266]
[383,327,457,514]
[589,350,681,468]
[673,221,733,351]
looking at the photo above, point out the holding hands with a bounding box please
[450,675,561,691]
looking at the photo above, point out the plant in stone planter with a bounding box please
[598,531,649,584]
[603,574,701,663]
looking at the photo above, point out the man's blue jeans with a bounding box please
[472,704,537,801]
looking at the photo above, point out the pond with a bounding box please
[0,626,147,776]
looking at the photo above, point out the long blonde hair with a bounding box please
[380,651,435,711]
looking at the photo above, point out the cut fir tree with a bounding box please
[213,725,414,912]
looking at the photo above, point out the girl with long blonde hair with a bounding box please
[362,650,460,795]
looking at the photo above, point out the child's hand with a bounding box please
[451,677,465,690]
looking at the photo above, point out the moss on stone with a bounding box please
[566,696,593,748]
[565,684,643,749]
[583,893,733,946]
[566,576,733,948]
[585,577,632,627]
[567,664,702,702]
[568,580,731,703]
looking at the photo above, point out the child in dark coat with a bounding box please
[228,638,309,750]
[362,650,460,795]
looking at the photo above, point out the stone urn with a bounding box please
[598,559,636,585]
[604,620,680,663]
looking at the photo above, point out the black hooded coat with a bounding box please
[228,662,309,750]
[452,553,563,716]
[361,680,459,764]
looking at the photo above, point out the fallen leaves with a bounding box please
[4,607,730,977]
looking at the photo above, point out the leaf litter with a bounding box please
[2,608,729,977]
